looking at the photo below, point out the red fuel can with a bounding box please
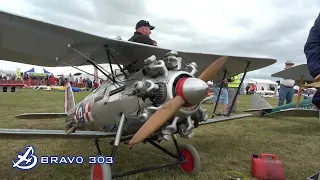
[251,153,285,180]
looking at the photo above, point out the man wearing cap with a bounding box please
[304,13,320,108]
[128,20,157,46]
[278,61,295,106]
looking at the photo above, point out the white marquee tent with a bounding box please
[243,78,278,92]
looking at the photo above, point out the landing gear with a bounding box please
[90,113,201,179]
[90,164,112,180]
[260,110,267,116]
[178,144,201,175]
[92,135,201,179]
[65,122,76,133]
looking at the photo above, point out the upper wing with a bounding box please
[0,128,116,139]
[271,64,313,81]
[175,52,277,79]
[0,10,277,79]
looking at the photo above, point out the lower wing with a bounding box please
[199,114,252,126]
[0,128,116,139]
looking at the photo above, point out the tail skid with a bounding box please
[244,94,273,112]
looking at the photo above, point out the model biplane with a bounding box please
[244,64,320,118]
[0,10,277,179]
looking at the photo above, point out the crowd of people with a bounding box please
[0,72,103,90]
[43,73,103,89]
[0,73,18,81]
[245,83,257,95]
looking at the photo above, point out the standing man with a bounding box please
[304,13,320,108]
[127,20,157,73]
[278,61,295,106]
[228,74,241,113]
[128,20,157,46]
[67,73,74,87]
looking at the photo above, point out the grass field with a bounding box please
[0,89,319,180]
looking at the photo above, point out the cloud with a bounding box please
[1,0,320,80]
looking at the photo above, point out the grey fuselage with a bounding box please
[64,53,208,139]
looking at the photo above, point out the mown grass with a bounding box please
[0,89,319,180]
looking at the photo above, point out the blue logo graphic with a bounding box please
[12,146,113,170]
[12,146,38,170]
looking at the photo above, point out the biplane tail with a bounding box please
[15,83,74,119]
[64,82,75,113]
[243,94,273,112]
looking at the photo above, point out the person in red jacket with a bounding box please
[49,75,56,86]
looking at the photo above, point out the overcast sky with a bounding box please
[0,0,319,80]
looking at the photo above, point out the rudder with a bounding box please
[244,94,274,112]
[65,82,75,113]
[251,94,273,110]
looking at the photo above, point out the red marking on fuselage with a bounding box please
[175,77,192,106]
[85,103,92,121]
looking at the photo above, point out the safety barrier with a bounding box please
[0,84,24,92]
[0,80,25,92]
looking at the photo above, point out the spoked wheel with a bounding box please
[178,144,201,175]
[90,163,112,180]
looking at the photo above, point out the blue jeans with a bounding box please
[212,87,228,105]
[278,85,294,106]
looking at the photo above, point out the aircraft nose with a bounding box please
[175,77,209,105]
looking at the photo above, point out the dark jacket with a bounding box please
[304,13,320,78]
[128,32,154,46]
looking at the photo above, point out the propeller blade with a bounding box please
[128,96,186,145]
[198,56,228,82]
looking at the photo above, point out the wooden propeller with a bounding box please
[128,56,228,145]
[198,56,228,82]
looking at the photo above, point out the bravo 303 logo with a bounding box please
[12,145,113,170]
[12,146,38,170]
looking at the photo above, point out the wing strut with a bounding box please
[58,58,106,81]
[296,76,304,108]
[104,45,129,79]
[66,44,117,84]
[227,61,251,116]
